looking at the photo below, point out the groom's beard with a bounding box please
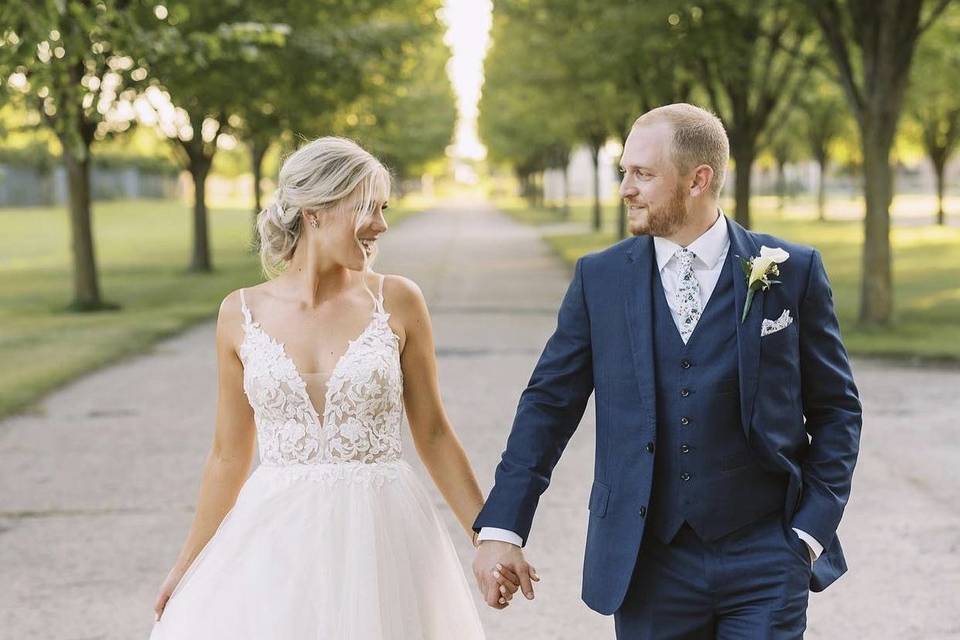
[628,185,689,238]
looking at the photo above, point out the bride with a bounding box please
[150,137,520,639]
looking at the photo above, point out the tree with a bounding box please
[513,0,624,231]
[483,0,632,229]
[760,111,806,215]
[479,3,577,208]
[135,1,289,272]
[335,23,456,186]
[600,3,694,238]
[797,75,853,221]
[804,0,955,325]
[0,0,146,310]
[232,0,436,232]
[907,5,960,225]
[673,1,816,229]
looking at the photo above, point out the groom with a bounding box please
[472,103,862,638]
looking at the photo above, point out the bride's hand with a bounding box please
[153,564,188,621]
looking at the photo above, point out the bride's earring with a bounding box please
[310,216,319,229]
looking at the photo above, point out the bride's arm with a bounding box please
[389,276,485,543]
[170,291,256,574]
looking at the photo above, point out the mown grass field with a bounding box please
[499,194,960,363]
[0,198,422,419]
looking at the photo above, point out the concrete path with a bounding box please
[1,199,958,639]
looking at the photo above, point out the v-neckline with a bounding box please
[243,313,386,425]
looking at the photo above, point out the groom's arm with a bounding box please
[792,249,863,551]
[473,257,595,545]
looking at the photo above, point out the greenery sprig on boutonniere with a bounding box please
[738,246,790,323]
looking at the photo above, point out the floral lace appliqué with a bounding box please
[238,298,404,467]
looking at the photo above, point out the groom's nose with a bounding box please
[620,181,638,199]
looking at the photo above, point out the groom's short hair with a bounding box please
[632,103,729,198]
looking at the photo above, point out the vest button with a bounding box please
[681,359,692,369]
[639,506,647,517]
[680,416,690,426]
[680,388,690,397]
[680,472,691,481]
[646,442,654,453]
[680,444,691,454]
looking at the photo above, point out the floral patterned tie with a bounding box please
[674,247,702,343]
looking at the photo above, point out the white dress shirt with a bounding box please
[478,210,822,563]
[654,208,730,324]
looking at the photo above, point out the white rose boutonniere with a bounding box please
[738,245,790,322]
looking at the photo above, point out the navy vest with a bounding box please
[647,251,787,544]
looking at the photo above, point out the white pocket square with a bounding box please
[761,309,793,337]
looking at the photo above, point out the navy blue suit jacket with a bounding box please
[473,216,862,615]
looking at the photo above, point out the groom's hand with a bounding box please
[473,540,540,609]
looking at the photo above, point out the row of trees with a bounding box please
[0,0,456,311]
[480,0,959,326]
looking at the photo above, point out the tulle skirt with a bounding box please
[149,460,485,639]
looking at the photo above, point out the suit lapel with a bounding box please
[624,237,657,430]
[727,217,763,436]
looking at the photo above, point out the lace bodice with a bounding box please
[237,277,404,466]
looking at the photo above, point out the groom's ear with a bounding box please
[689,164,714,197]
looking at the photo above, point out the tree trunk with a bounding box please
[547,168,558,211]
[251,140,268,215]
[250,140,269,252]
[933,155,946,226]
[520,172,534,208]
[189,156,213,272]
[776,158,787,215]
[859,126,895,325]
[590,142,602,231]
[62,147,108,311]
[562,163,571,219]
[816,153,828,222]
[731,142,754,229]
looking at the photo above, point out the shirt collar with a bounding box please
[653,208,729,272]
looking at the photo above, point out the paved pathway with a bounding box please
[1,199,958,639]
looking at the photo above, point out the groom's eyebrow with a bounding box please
[620,162,653,171]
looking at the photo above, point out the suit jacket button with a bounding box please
[680,472,691,481]
[646,442,654,453]
[639,506,647,517]
[680,444,690,454]
[681,416,690,426]
[681,359,691,369]
[680,388,690,397]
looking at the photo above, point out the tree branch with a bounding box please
[806,0,866,116]
[918,0,954,34]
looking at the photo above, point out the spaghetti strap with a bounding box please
[239,288,252,325]
[375,275,386,314]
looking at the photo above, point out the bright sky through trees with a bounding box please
[440,0,492,160]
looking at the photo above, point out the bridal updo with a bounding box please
[256,136,391,278]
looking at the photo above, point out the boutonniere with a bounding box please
[738,245,790,322]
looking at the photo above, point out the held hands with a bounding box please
[471,539,540,610]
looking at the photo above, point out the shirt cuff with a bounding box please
[793,528,823,563]
[477,527,523,547]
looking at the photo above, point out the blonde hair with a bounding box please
[633,103,729,198]
[256,136,391,279]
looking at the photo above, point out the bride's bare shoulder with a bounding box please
[217,283,270,345]
[379,273,427,314]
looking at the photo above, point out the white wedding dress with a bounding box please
[150,277,485,639]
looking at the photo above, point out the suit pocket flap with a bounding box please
[588,480,610,517]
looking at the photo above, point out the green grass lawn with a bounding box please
[0,198,422,419]
[498,195,960,363]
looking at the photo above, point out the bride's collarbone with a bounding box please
[258,314,379,369]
